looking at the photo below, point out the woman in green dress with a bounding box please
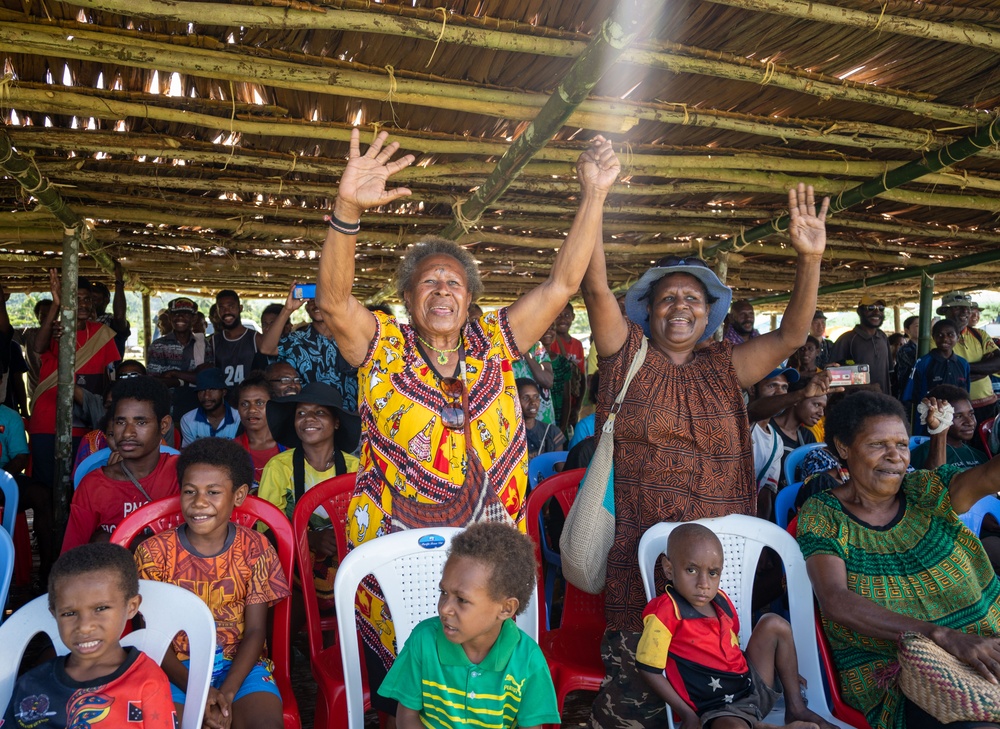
[798,390,1000,729]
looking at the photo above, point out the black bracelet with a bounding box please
[324,214,360,235]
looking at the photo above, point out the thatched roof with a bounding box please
[2,0,1000,311]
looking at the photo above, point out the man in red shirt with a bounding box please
[29,269,120,496]
[62,377,178,553]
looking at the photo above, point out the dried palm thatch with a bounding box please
[2,0,1000,311]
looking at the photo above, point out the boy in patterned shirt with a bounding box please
[636,523,835,729]
[3,543,176,728]
[379,522,560,729]
[134,438,290,729]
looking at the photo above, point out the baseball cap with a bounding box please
[168,297,198,314]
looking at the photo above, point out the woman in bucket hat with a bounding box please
[257,382,360,614]
[580,184,831,729]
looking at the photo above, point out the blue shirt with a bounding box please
[0,404,29,471]
[278,324,359,411]
[180,404,241,447]
[902,350,970,435]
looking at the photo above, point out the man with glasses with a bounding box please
[938,291,1000,425]
[264,361,303,398]
[830,294,892,394]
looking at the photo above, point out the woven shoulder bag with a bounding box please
[559,338,647,594]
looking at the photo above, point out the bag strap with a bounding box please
[118,459,154,503]
[293,447,346,502]
[755,425,782,485]
[601,337,648,437]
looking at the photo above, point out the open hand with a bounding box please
[803,369,842,399]
[787,183,830,258]
[577,135,620,196]
[334,128,415,222]
[935,629,1000,684]
[283,281,306,313]
[48,268,62,307]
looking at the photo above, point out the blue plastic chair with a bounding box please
[909,435,930,450]
[959,495,1000,535]
[774,481,803,529]
[783,442,826,488]
[528,451,568,489]
[74,445,180,489]
[0,471,17,537]
[0,528,13,623]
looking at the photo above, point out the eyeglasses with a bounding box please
[268,376,302,385]
[861,304,885,313]
[440,377,465,430]
[117,371,142,379]
[654,256,710,269]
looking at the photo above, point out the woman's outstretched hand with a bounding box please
[787,183,830,258]
[334,128,415,222]
[577,135,620,197]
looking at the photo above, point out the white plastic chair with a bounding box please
[0,579,216,729]
[637,514,852,729]
[333,527,539,729]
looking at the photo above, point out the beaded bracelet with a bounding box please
[324,214,360,235]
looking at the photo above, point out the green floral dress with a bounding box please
[512,341,555,425]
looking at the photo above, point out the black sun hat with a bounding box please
[265,382,361,453]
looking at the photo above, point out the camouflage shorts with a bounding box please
[589,630,667,729]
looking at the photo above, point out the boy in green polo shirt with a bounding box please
[379,522,560,729]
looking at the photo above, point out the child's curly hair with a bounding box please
[448,522,537,616]
[49,543,139,611]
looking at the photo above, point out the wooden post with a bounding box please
[893,305,901,333]
[142,292,152,356]
[770,313,778,332]
[918,273,934,357]
[53,228,81,525]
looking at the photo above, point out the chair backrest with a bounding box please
[783,442,826,488]
[334,528,539,729]
[980,418,995,458]
[0,470,18,536]
[74,445,181,489]
[909,435,930,450]
[0,579,215,729]
[774,480,803,529]
[959,495,1000,535]
[0,528,13,621]
[110,495,296,709]
[528,451,569,489]
[524,468,591,629]
[638,515,833,724]
[290,472,357,655]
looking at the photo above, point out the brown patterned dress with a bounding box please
[597,321,755,633]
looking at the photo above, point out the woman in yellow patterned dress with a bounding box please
[316,128,620,717]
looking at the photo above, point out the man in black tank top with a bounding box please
[212,289,262,387]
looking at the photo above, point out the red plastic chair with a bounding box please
[112,495,301,729]
[525,468,606,720]
[980,418,995,458]
[290,473,370,728]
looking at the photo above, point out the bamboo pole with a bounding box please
[142,292,152,356]
[42,0,991,125]
[703,0,1000,52]
[1,22,991,130]
[703,116,1000,257]
[0,127,150,293]
[750,248,1000,305]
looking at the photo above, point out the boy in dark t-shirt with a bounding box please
[3,543,175,728]
[636,523,836,729]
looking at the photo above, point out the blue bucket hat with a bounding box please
[624,256,732,342]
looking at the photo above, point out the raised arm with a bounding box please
[34,269,62,354]
[110,261,129,334]
[317,129,414,366]
[259,283,303,356]
[507,136,620,353]
[732,185,829,388]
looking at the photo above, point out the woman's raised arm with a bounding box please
[507,136,619,353]
[317,129,414,366]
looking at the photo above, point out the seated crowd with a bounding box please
[2,131,1000,729]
